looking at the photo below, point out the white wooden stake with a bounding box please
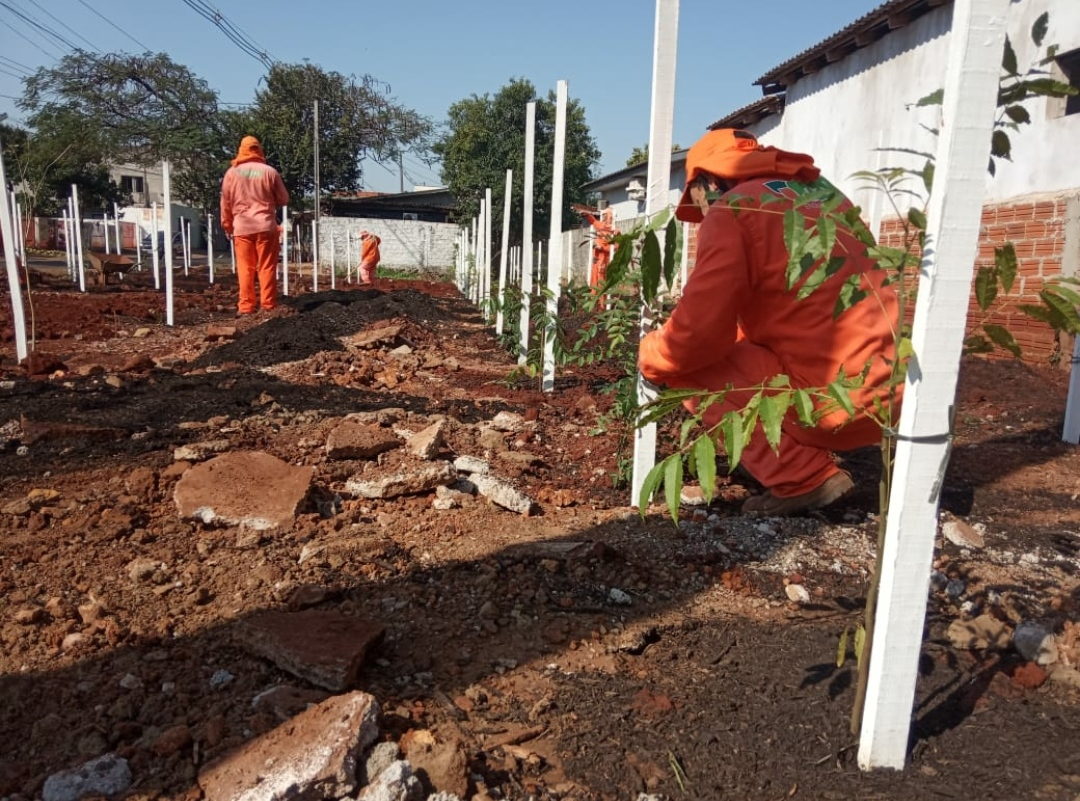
[0,140,28,362]
[331,235,337,290]
[1064,337,1079,444]
[67,197,76,280]
[150,203,160,289]
[679,221,689,292]
[113,202,121,254]
[496,169,513,335]
[542,80,569,393]
[182,217,190,276]
[631,0,679,507]
[134,211,141,268]
[857,0,1009,770]
[73,185,86,293]
[346,230,353,284]
[207,213,215,284]
[282,206,290,296]
[163,162,175,326]
[62,209,72,275]
[484,187,493,318]
[312,219,319,293]
[104,214,112,254]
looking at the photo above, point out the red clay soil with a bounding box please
[1,259,1078,800]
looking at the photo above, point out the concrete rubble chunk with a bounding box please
[947,614,1012,651]
[173,451,314,530]
[343,323,403,349]
[1014,620,1059,665]
[472,474,535,515]
[173,439,231,462]
[453,455,490,475]
[235,610,385,691]
[942,518,986,549]
[345,462,456,500]
[406,420,445,460]
[487,411,525,433]
[198,691,380,801]
[357,759,423,801]
[326,421,401,460]
[42,753,132,801]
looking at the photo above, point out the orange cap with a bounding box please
[231,135,266,167]
[675,128,820,223]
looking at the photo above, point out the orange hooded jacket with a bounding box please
[220,136,289,237]
[639,129,900,433]
[360,232,381,265]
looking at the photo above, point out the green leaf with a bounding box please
[783,208,810,288]
[1040,288,1080,332]
[1032,11,1049,47]
[638,460,666,512]
[826,380,856,419]
[663,455,684,522]
[693,435,717,503]
[793,389,816,425]
[922,160,935,194]
[974,265,998,311]
[759,393,789,452]
[837,627,850,669]
[916,88,944,107]
[662,217,678,289]
[995,243,1017,293]
[720,411,745,472]
[991,129,1012,161]
[679,417,696,447]
[1004,105,1031,125]
[854,624,867,669]
[907,207,927,231]
[897,336,915,362]
[641,231,662,302]
[983,324,1022,358]
[1002,36,1018,76]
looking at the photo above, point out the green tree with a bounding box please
[248,63,435,210]
[625,142,682,167]
[434,78,601,245]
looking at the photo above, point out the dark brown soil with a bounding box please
[1,259,1078,801]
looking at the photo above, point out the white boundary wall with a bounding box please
[317,217,460,272]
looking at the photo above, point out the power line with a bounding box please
[0,14,61,59]
[0,65,28,81]
[0,54,33,75]
[178,0,276,68]
[0,0,81,51]
[23,0,101,52]
[74,0,150,51]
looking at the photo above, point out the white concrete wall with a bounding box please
[317,217,461,273]
[752,0,1080,223]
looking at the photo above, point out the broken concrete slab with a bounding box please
[173,451,313,530]
[235,610,385,692]
[325,421,401,460]
[406,420,445,460]
[344,462,456,500]
[198,691,380,801]
[472,474,535,515]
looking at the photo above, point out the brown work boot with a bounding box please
[741,471,855,517]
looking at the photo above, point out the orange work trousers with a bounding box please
[589,247,611,288]
[234,228,280,313]
[677,338,884,498]
[359,259,378,285]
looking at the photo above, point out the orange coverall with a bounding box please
[220,136,289,314]
[359,232,382,284]
[581,209,617,287]
[638,174,901,499]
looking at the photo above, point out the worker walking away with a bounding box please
[220,135,289,315]
[359,230,382,286]
[638,128,902,516]
[573,203,619,289]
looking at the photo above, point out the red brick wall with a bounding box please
[878,195,1075,367]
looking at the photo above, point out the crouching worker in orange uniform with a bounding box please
[574,204,619,288]
[220,136,289,315]
[638,129,902,516]
[358,230,382,286]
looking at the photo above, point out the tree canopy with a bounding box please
[434,78,601,245]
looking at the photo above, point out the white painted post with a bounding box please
[104,213,112,254]
[151,204,161,290]
[477,200,486,306]
[330,235,337,290]
[542,80,569,393]
[312,219,319,293]
[15,200,26,264]
[113,202,122,254]
[1065,338,1080,444]
[134,211,141,269]
[207,213,215,284]
[631,0,679,507]
[496,169,513,335]
[857,0,1009,771]
[484,187,493,319]
[471,214,480,304]
[73,185,86,293]
[163,162,175,326]
[282,206,290,296]
[679,221,689,292]
[182,217,190,276]
[66,197,76,281]
[346,230,353,284]
[0,141,28,362]
[62,209,72,275]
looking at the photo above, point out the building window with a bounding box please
[120,175,144,194]
[1055,48,1080,116]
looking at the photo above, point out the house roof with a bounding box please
[327,186,456,216]
[581,149,689,194]
[707,95,786,131]
[754,0,951,94]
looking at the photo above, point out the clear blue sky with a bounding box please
[0,0,880,193]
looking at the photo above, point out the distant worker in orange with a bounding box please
[638,128,902,516]
[574,203,619,288]
[358,230,382,286]
[220,135,289,315]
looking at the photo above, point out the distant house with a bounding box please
[326,186,457,223]
[580,151,688,226]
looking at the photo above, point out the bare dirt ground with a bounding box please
[1,258,1079,801]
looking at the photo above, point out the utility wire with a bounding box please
[0,14,60,58]
[74,0,150,51]
[23,0,101,52]
[0,0,81,51]
[0,65,28,80]
[0,54,34,75]
[178,0,276,68]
